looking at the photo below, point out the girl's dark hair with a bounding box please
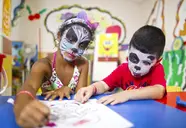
[129,25,165,59]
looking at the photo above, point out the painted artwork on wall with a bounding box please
[146,0,165,33]
[97,34,118,61]
[44,5,126,49]
[26,5,47,21]
[162,50,186,91]
[12,41,24,67]
[172,0,186,51]
[11,0,25,27]
[2,0,12,37]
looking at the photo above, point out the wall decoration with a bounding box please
[2,0,11,37]
[97,34,118,61]
[119,44,129,51]
[146,0,165,33]
[44,5,126,48]
[11,0,25,27]
[2,55,12,90]
[171,0,186,64]
[26,5,47,21]
[172,0,186,49]
[162,49,186,91]
[12,41,24,67]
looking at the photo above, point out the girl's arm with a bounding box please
[14,59,51,115]
[75,58,89,92]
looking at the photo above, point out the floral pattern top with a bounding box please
[41,52,80,92]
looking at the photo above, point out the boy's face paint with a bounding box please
[59,25,91,62]
[128,46,157,77]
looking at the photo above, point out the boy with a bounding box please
[75,25,166,105]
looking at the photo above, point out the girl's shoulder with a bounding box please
[32,55,53,75]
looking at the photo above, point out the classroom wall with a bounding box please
[11,0,186,58]
[10,0,186,90]
[11,0,144,53]
[141,0,186,90]
[141,0,186,51]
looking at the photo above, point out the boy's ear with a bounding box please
[154,57,162,66]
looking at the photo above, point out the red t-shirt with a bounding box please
[103,63,166,91]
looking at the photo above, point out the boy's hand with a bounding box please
[98,91,129,105]
[74,86,94,103]
[15,100,50,128]
[44,86,73,100]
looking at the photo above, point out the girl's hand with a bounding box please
[44,86,73,100]
[98,91,129,105]
[15,100,50,128]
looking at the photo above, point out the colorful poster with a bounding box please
[2,0,11,37]
[12,41,23,67]
[162,49,186,91]
[97,34,118,61]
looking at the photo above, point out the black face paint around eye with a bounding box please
[66,28,78,43]
[79,41,90,50]
[147,56,155,61]
[129,53,139,64]
[142,61,151,66]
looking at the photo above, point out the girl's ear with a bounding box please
[57,32,61,42]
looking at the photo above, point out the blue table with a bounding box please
[0,94,186,128]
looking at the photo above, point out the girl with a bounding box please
[14,11,98,128]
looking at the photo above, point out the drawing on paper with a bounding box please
[41,99,133,128]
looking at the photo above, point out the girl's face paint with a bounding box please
[60,25,91,62]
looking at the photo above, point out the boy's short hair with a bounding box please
[129,25,165,59]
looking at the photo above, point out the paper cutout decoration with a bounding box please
[98,34,118,61]
[171,0,186,64]
[2,0,11,37]
[106,25,121,40]
[44,5,126,48]
[26,5,47,21]
[11,0,25,27]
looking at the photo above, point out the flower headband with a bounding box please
[63,11,99,31]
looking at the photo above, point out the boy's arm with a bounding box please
[98,84,165,105]
[125,84,165,100]
[92,81,110,94]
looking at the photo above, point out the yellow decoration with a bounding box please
[2,55,12,88]
[173,37,183,50]
[98,34,118,58]
[179,21,186,36]
[166,86,182,92]
[2,0,11,37]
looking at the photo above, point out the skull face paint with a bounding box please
[60,25,91,62]
[128,46,157,77]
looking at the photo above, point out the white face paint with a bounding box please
[59,25,91,62]
[128,46,157,77]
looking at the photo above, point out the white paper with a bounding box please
[41,99,133,128]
